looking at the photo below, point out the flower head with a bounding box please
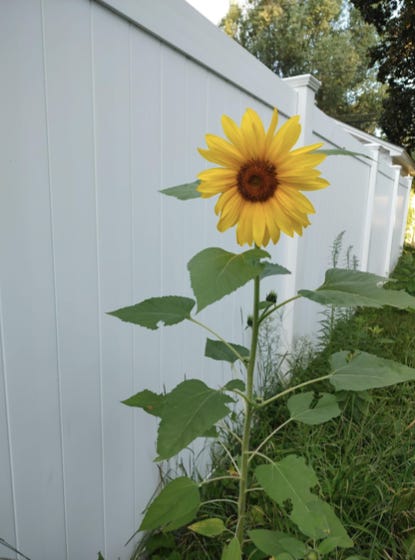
[197,108,329,247]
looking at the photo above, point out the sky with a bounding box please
[185,0,232,25]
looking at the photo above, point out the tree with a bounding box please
[220,0,385,133]
[350,0,415,154]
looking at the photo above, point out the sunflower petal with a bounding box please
[268,115,301,161]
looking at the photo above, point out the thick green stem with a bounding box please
[235,274,261,546]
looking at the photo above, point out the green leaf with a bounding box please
[330,351,415,392]
[108,296,195,330]
[256,457,352,546]
[205,338,250,363]
[97,553,105,560]
[221,537,241,560]
[261,262,291,279]
[312,501,353,552]
[255,455,321,539]
[160,180,201,200]
[122,389,164,417]
[144,533,176,553]
[202,426,218,438]
[139,477,200,532]
[287,392,341,425]
[188,247,268,311]
[299,268,415,309]
[224,379,246,392]
[316,148,371,160]
[248,529,306,558]
[156,379,233,460]
[188,517,226,537]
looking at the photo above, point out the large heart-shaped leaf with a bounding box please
[188,247,268,311]
[160,180,201,200]
[108,296,195,330]
[255,455,350,546]
[139,477,200,532]
[330,351,415,391]
[287,392,341,425]
[299,268,415,309]
[255,455,320,539]
[156,379,233,460]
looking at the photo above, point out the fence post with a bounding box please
[282,74,321,348]
[360,143,380,271]
[384,165,402,274]
[400,176,413,248]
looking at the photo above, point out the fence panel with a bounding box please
[0,1,412,559]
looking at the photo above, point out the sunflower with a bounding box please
[197,108,329,247]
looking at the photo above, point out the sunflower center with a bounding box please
[237,160,278,202]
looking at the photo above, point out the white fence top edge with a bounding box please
[95,0,298,117]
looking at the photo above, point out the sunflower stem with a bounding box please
[235,273,260,546]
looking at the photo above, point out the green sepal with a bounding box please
[160,180,201,200]
[299,268,415,310]
[330,350,415,392]
[287,392,341,425]
[108,296,195,330]
[188,247,268,312]
[205,338,250,363]
[248,529,306,559]
[139,477,200,532]
[156,379,233,461]
[188,517,226,537]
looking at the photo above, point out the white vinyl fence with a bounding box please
[0,1,414,559]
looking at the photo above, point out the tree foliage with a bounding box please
[220,0,385,133]
[350,0,415,154]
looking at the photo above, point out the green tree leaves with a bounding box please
[139,477,200,532]
[299,268,415,309]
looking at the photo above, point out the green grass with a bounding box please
[136,247,415,560]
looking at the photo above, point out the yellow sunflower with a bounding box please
[197,108,329,247]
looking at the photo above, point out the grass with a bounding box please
[136,246,415,560]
